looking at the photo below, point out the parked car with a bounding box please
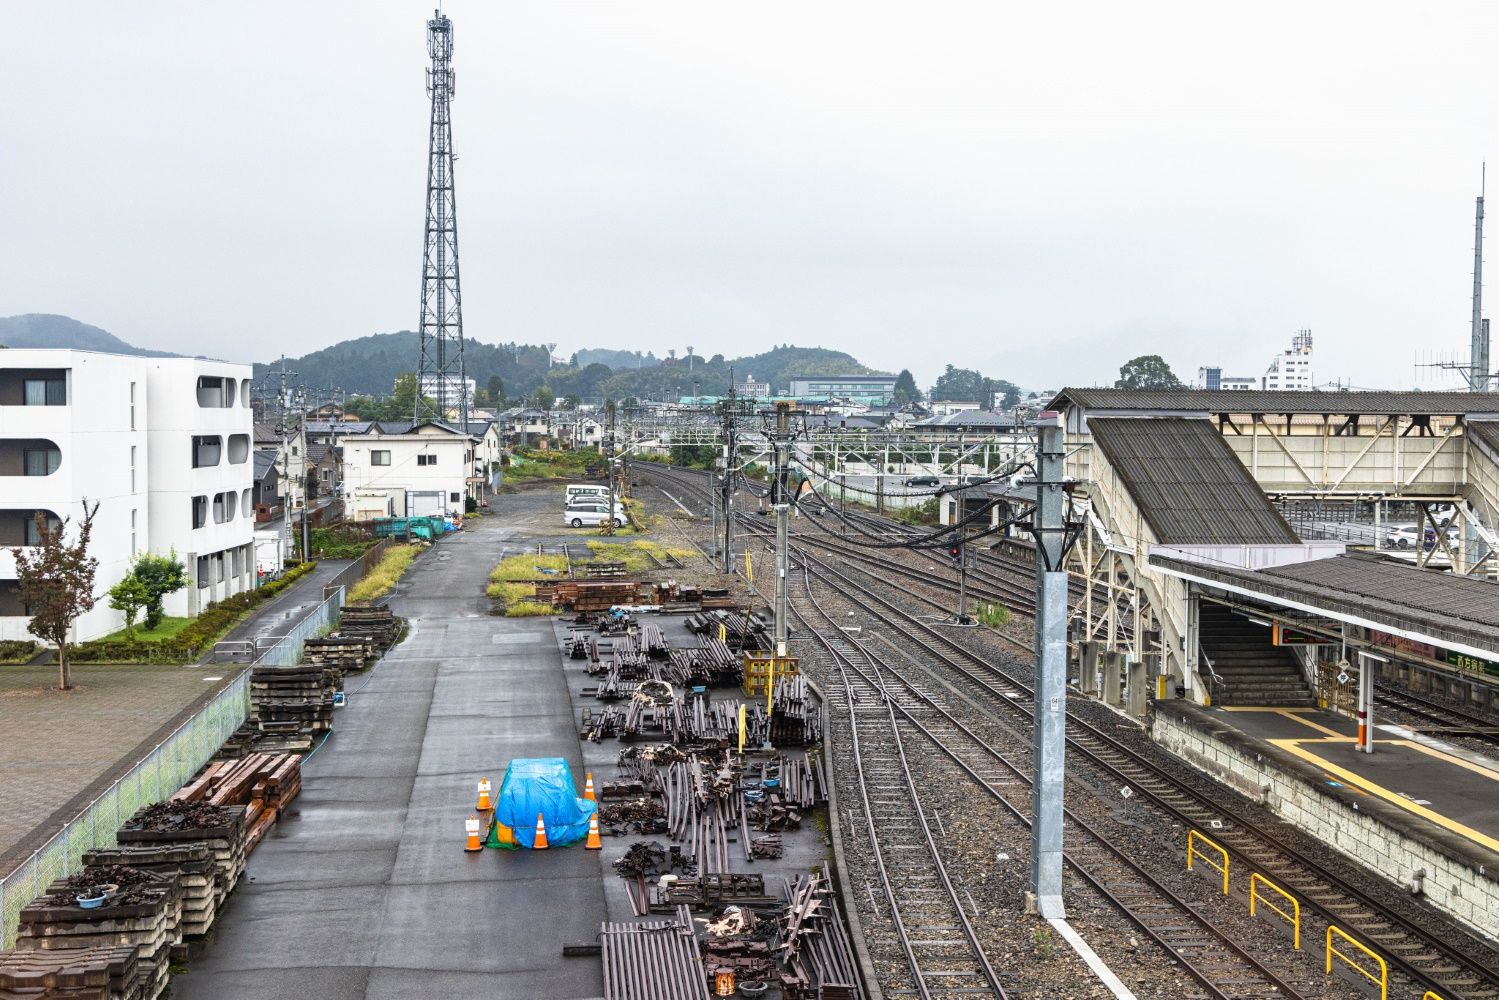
[904,475,941,487]
[1385,524,1421,549]
[565,503,625,529]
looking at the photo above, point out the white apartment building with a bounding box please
[341,421,477,519]
[0,350,255,643]
[1262,329,1314,390]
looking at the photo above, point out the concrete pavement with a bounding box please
[175,515,607,1000]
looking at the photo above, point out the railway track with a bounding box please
[797,562,1318,1000]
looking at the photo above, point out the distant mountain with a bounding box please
[0,314,179,357]
[575,348,658,369]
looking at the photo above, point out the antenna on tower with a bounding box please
[1472,162,1488,391]
[415,8,468,428]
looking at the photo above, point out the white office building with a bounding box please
[1262,329,1314,390]
[0,350,256,643]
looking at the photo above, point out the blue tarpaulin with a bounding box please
[492,757,596,849]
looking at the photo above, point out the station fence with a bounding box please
[256,585,346,665]
[0,672,251,947]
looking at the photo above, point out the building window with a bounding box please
[23,376,66,406]
[22,447,60,476]
[321,468,331,482]
[212,492,235,524]
[130,382,136,428]
[371,450,391,466]
[417,453,436,466]
[192,435,222,468]
[131,509,137,556]
[192,495,208,529]
[131,446,137,492]
[227,434,250,463]
[197,555,210,588]
[449,491,460,503]
[23,513,61,546]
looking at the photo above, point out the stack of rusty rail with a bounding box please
[777,865,864,1000]
[302,635,374,673]
[600,905,712,1000]
[685,609,768,652]
[338,603,401,651]
[170,752,301,853]
[116,802,245,924]
[11,865,183,1000]
[0,944,144,1000]
[582,560,627,578]
[250,664,338,736]
[768,674,821,746]
[699,587,735,610]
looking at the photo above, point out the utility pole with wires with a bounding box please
[716,373,751,575]
[272,358,299,567]
[603,400,618,537]
[1029,410,1069,918]
[766,402,804,656]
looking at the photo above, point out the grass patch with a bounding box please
[975,602,1011,628]
[100,616,194,644]
[489,553,569,583]
[890,497,941,526]
[504,448,600,481]
[585,540,696,573]
[349,544,424,603]
[486,580,538,603]
[504,601,559,617]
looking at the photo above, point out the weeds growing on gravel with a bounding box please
[348,544,424,603]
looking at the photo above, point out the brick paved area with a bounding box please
[0,662,234,871]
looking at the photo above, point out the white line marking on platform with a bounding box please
[1049,917,1138,1000]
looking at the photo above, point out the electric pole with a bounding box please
[1030,411,1068,919]
[603,400,617,537]
[768,402,800,657]
[1472,164,1488,391]
[274,358,299,568]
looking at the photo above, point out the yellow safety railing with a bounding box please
[1248,873,1301,950]
[1325,926,1387,1000]
[1187,830,1229,895]
[1422,993,1446,1000]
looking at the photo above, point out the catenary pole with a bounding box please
[1030,411,1067,918]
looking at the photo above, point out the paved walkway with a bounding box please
[176,514,607,1000]
[0,558,352,876]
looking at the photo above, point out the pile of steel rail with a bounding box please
[778,865,862,999]
[600,906,712,1000]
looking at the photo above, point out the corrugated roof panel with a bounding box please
[1088,417,1299,545]
[1050,387,1499,415]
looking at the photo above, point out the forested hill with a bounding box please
[253,333,881,404]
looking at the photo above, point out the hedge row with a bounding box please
[70,562,319,664]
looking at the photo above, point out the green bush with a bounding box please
[0,640,40,663]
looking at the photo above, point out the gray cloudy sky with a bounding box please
[2,2,1495,391]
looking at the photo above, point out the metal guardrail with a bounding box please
[0,671,250,947]
[1187,829,1229,896]
[1249,872,1301,950]
[1326,925,1387,1000]
[320,538,391,599]
[255,585,345,666]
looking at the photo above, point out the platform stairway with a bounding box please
[1199,603,1315,707]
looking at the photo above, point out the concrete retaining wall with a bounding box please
[1151,704,1499,941]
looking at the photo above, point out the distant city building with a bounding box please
[1198,330,1314,391]
[1262,329,1314,390]
[928,399,981,416]
[415,373,476,409]
[785,374,897,406]
[734,375,771,399]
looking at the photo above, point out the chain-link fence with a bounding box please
[256,585,345,666]
[0,671,250,947]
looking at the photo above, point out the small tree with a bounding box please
[108,575,150,639]
[131,551,189,631]
[1115,355,1185,390]
[12,501,100,690]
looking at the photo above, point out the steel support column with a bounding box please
[1030,413,1067,918]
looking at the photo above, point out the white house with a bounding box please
[341,421,478,519]
[0,350,255,643]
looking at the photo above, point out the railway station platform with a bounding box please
[1154,698,1499,941]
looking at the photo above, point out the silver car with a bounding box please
[564,502,625,529]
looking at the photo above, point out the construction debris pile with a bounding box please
[0,753,305,1000]
[538,579,708,613]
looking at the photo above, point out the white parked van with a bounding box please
[565,483,609,504]
[564,502,625,528]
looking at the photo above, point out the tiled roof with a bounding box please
[1051,387,1499,416]
[1088,417,1299,545]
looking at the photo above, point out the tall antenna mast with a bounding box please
[415,8,468,428]
[1472,163,1487,391]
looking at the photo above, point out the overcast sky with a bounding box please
[2,2,1495,391]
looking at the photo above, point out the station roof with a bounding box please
[1153,552,1499,658]
[1088,417,1300,545]
[1050,387,1499,416]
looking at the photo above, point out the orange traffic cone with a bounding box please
[533,812,549,850]
[585,812,602,850]
[476,776,493,812]
[583,772,596,802]
[464,814,482,853]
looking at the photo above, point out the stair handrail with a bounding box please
[1199,642,1225,703]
